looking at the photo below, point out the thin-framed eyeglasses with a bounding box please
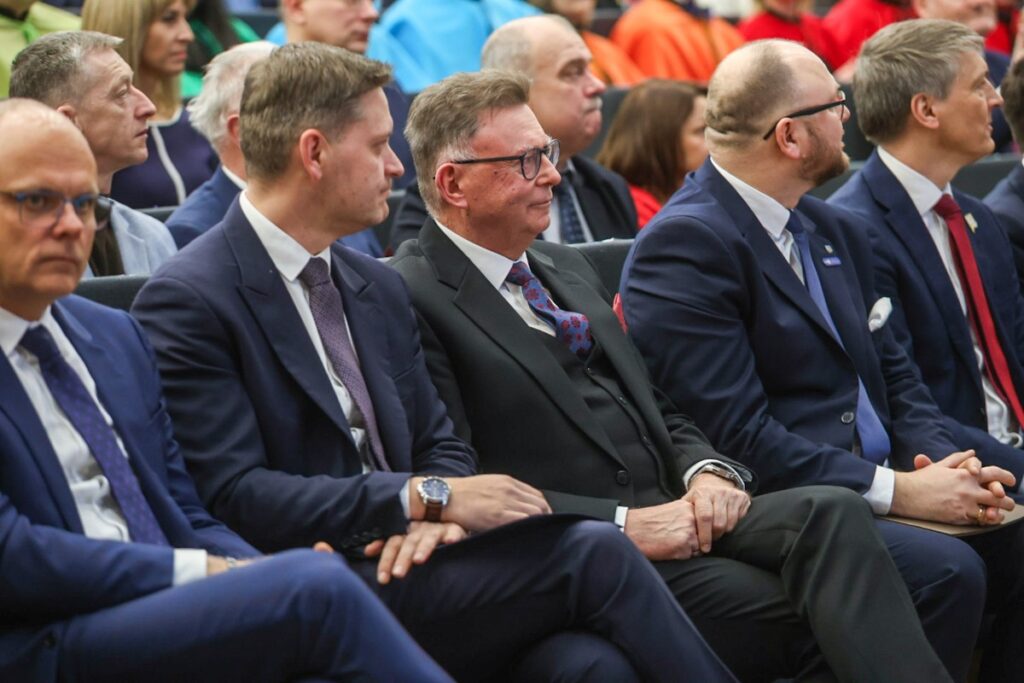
[451,139,560,180]
[762,99,849,140]
[0,189,103,231]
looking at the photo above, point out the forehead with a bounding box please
[341,88,392,137]
[472,105,548,152]
[80,49,132,95]
[0,125,96,191]
[532,25,591,72]
[955,49,988,81]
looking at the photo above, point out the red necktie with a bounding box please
[935,194,1024,426]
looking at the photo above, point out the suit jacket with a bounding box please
[83,199,178,279]
[165,167,384,256]
[390,221,751,520]
[619,159,957,495]
[830,151,1024,482]
[388,155,639,252]
[131,199,476,553]
[985,162,1024,296]
[0,296,257,680]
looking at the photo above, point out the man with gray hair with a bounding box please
[389,13,636,251]
[10,30,176,277]
[133,40,738,683]
[620,37,1024,682]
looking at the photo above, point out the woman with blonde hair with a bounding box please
[83,0,217,208]
[597,79,707,228]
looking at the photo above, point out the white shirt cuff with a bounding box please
[173,548,208,586]
[863,466,895,515]
[614,505,628,530]
[401,482,411,519]
[682,459,746,491]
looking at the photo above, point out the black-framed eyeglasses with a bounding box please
[762,99,849,140]
[0,189,103,231]
[451,139,560,180]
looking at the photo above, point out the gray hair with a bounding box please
[481,14,577,74]
[855,19,983,144]
[240,41,392,181]
[187,41,276,149]
[406,70,531,216]
[10,31,123,106]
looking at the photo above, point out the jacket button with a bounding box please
[615,470,631,486]
[840,411,855,425]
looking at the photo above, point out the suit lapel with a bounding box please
[224,204,357,446]
[420,222,625,467]
[863,155,979,385]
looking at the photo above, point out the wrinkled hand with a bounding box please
[624,499,701,561]
[364,522,468,585]
[443,475,551,532]
[683,473,751,552]
[891,450,1015,524]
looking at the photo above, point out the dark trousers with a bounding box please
[57,549,451,682]
[352,515,738,683]
[659,487,954,683]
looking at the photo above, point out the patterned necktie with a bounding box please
[936,194,1024,426]
[787,213,891,464]
[19,326,169,546]
[553,170,587,244]
[506,262,594,359]
[298,258,390,472]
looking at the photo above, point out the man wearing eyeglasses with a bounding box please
[620,38,1022,682]
[391,68,955,683]
[0,97,463,683]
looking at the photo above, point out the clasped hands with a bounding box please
[624,472,750,561]
[892,449,1016,526]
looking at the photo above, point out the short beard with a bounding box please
[799,124,850,187]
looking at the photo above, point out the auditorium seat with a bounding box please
[952,153,1020,197]
[75,276,149,312]
[140,206,176,223]
[572,238,634,296]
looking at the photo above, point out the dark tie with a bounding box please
[298,258,390,472]
[19,326,169,546]
[788,213,891,464]
[553,170,587,244]
[936,194,1024,426]
[506,262,594,359]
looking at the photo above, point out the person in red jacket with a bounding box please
[739,0,845,70]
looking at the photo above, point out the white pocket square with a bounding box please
[868,297,892,332]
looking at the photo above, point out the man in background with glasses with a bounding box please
[620,38,1021,683]
[392,68,954,683]
[0,96,459,683]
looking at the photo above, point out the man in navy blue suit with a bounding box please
[166,41,383,256]
[830,20,1024,497]
[0,98,454,682]
[133,42,738,682]
[620,38,1024,683]
[986,58,1024,292]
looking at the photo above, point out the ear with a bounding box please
[909,92,940,131]
[298,128,328,181]
[771,119,804,162]
[435,162,470,210]
[55,103,81,130]
[282,0,305,22]
[225,113,241,147]
[910,0,927,16]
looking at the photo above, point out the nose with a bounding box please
[179,17,194,43]
[537,152,561,186]
[135,86,157,120]
[384,143,405,179]
[362,0,380,21]
[987,79,1003,108]
[585,68,606,97]
[51,200,87,237]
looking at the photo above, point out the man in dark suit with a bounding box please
[132,42,739,683]
[0,99,455,682]
[388,14,637,252]
[619,38,1024,683]
[390,68,955,683]
[830,20,1024,495]
[166,41,382,256]
[986,58,1024,292]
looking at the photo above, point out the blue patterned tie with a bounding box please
[787,213,891,464]
[506,262,594,359]
[19,326,170,546]
[299,258,390,472]
[553,170,587,244]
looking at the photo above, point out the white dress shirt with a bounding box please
[711,157,896,513]
[436,222,743,527]
[877,148,1020,448]
[544,160,595,245]
[0,306,206,584]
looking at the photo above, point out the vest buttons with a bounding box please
[840,411,855,425]
[615,470,631,486]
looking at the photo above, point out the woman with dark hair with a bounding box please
[183,0,260,98]
[597,79,707,228]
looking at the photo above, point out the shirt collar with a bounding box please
[240,191,330,283]
[877,146,951,217]
[710,156,791,240]
[222,165,246,191]
[435,221,530,291]
[0,305,58,358]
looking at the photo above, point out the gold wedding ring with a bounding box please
[976,505,986,525]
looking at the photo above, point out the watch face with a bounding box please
[420,478,450,502]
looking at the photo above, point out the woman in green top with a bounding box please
[183,0,260,98]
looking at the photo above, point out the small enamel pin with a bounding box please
[824,244,835,254]
[822,256,842,267]
[965,213,979,233]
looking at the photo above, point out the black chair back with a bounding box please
[571,239,634,295]
[74,276,149,312]
[952,154,1020,197]
[140,206,176,223]
[374,189,406,255]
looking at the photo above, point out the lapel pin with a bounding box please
[824,244,834,254]
[965,213,978,233]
